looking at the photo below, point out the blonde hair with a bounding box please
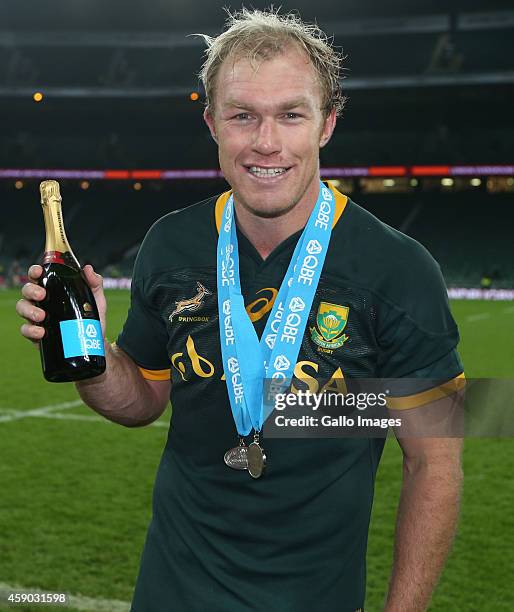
[196,7,346,118]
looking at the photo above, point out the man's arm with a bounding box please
[17,264,170,427]
[383,434,463,612]
[75,341,170,427]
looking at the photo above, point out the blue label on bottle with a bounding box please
[59,319,105,358]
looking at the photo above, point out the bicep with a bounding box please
[390,379,465,473]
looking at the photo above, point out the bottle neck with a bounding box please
[42,202,79,268]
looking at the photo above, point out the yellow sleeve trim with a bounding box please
[214,182,348,234]
[139,367,171,381]
[386,373,466,410]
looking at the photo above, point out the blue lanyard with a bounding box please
[217,181,335,436]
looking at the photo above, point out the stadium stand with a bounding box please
[362,192,514,287]
[2,182,512,288]
[0,3,512,288]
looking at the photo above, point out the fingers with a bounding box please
[18,266,47,344]
[28,264,43,283]
[82,265,107,337]
[21,281,46,303]
[20,321,45,342]
[16,297,46,323]
[82,264,103,291]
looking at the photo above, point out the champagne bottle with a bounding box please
[37,180,106,382]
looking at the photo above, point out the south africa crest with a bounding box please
[310,302,349,349]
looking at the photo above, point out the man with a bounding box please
[17,9,463,612]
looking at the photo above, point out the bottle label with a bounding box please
[59,319,105,358]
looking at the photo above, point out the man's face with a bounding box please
[204,46,336,218]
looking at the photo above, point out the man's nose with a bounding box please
[252,118,282,156]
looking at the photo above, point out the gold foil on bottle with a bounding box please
[40,180,62,205]
[39,180,80,267]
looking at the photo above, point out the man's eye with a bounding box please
[234,113,251,120]
[285,112,301,119]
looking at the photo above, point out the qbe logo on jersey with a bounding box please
[60,318,104,358]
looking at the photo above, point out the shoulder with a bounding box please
[344,198,435,262]
[143,195,217,244]
[339,198,444,284]
[133,194,218,282]
[331,198,450,328]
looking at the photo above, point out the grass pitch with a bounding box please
[0,290,513,611]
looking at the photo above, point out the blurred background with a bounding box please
[0,0,513,290]
[0,1,513,611]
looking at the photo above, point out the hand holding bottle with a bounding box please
[17,263,107,342]
[16,181,106,382]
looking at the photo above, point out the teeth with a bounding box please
[249,166,287,176]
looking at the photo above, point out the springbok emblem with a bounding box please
[169,282,212,322]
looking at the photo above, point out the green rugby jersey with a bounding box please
[117,183,463,612]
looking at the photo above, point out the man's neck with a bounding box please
[233,180,322,260]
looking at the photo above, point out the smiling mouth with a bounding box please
[245,165,291,179]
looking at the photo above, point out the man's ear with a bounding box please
[204,107,218,144]
[319,107,337,148]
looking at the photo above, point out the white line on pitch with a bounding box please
[0,582,130,611]
[35,411,169,428]
[0,401,169,429]
[0,399,83,423]
[37,412,105,423]
[465,312,491,322]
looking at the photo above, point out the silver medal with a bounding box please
[224,437,248,470]
[247,431,266,479]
